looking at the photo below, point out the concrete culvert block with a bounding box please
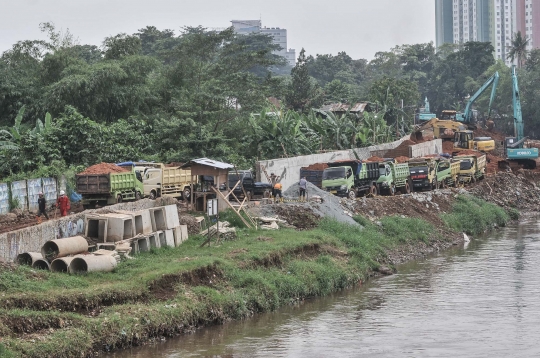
[115,210,152,235]
[163,205,180,229]
[180,225,188,242]
[32,259,50,270]
[163,229,175,247]
[85,215,108,242]
[130,240,139,255]
[102,213,135,242]
[172,226,182,246]
[50,256,79,272]
[149,207,167,231]
[137,237,150,252]
[68,255,117,274]
[149,232,161,249]
[16,252,43,266]
[41,236,89,262]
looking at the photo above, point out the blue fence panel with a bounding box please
[42,177,58,207]
[0,183,9,214]
[27,178,43,212]
[10,180,28,211]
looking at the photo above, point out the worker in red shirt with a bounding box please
[56,190,71,217]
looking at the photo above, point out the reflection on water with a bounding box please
[110,220,540,357]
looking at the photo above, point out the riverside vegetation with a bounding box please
[0,195,511,357]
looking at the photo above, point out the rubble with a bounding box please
[202,221,237,240]
[469,171,540,210]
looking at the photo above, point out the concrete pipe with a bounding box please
[16,252,43,266]
[68,255,117,274]
[50,256,80,273]
[41,236,88,262]
[32,259,50,270]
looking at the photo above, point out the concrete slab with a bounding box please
[163,229,175,247]
[180,225,188,243]
[163,205,180,229]
[172,226,182,246]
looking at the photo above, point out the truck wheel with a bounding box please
[246,191,252,201]
[471,176,477,184]
[403,181,411,194]
[149,190,157,200]
[135,191,141,200]
[441,180,447,189]
[348,190,356,200]
[370,185,378,196]
[390,185,396,196]
[183,187,191,201]
[117,194,123,203]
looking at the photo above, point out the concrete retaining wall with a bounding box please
[257,138,408,190]
[0,199,159,262]
[257,138,443,190]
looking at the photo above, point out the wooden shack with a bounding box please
[181,158,233,212]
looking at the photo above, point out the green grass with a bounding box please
[441,195,509,235]
[0,199,499,357]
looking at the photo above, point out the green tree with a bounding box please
[286,48,323,112]
[507,31,529,68]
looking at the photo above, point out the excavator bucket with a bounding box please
[412,131,423,142]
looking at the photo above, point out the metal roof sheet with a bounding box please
[182,158,234,169]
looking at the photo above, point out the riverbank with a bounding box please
[0,192,511,357]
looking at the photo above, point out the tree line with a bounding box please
[1,23,540,179]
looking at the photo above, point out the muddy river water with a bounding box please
[109,219,540,357]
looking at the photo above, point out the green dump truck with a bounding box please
[377,161,411,195]
[455,154,486,184]
[322,160,380,199]
[76,170,144,209]
[408,157,454,191]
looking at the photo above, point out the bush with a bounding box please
[442,195,509,235]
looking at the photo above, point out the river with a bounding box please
[109,219,540,357]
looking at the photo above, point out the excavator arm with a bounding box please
[459,71,499,124]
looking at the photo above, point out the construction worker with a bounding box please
[37,192,49,220]
[56,190,70,217]
[273,182,283,203]
[299,176,308,201]
[270,172,280,198]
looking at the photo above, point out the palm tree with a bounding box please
[507,31,529,68]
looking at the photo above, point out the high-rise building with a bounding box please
[436,0,540,65]
[231,20,296,66]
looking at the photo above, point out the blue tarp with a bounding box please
[70,192,82,202]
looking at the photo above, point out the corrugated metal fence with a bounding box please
[0,177,60,213]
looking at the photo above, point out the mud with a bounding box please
[79,163,129,174]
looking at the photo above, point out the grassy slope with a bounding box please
[0,196,509,357]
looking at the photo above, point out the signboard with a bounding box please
[207,199,218,216]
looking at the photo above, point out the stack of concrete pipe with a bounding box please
[16,235,118,273]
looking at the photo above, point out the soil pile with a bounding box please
[469,171,540,210]
[486,153,505,175]
[366,156,385,162]
[442,141,454,153]
[272,205,321,229]
[302,163,328,170]
[178,213,201,235]
[455,150,483,157]
[395,156,409,163]
[474,127,505,142]
[79,163,128,175]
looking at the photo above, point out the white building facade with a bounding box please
[231,20,296,66]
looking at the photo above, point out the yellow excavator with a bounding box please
[414,72,499,153]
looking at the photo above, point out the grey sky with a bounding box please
[1,0,435,60]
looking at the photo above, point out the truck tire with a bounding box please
[471,175,477,184]
[390,184,396,196]
[441,180,447,189]
[246,191,252,201]
[149,190,157,200]
[135,191,142,201]
[183,187,191,201]
[348,190,356,200]
[402,181,411,194]
[117,194,123,203]
[370,184,378,196]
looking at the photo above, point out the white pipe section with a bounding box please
[32,259,51,270]
[16,252,43,266]
[41,236,88,261]
[50,256,80,272]
[68,255,117,274]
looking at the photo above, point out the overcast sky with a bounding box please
[1,0,435,60]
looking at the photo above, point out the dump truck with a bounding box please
[322,160,380,199]
[300,165,326,189]
[408,157,454,191]
[455,154,486,184]
[76,170,144,209]
[116,162,196,200]
[376,161,411,195]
